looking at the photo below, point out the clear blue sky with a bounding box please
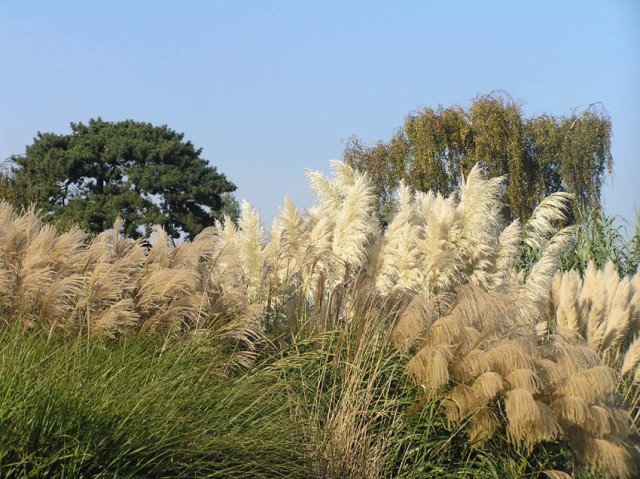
[1,0,638,230]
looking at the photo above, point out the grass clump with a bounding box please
[0,326,309,478]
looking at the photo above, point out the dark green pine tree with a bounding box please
[12,118,237,239]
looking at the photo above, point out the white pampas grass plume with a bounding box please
[491,219,522,287]
[331,169,379,269]
[237,201,266,299]
[456,166,504,289]
[524,192,573,249]
[524,226,575,304]
[374,182,422,293]
[419,194,461,293]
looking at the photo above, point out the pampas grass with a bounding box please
[0,160,638,478]
[547,261,640,376]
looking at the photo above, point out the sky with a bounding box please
[1,0,639,232]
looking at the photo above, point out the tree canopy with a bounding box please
[10,119,237,239]
[344,93,612,222]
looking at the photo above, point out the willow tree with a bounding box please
[344,93,612,222]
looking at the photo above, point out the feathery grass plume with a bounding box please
[535,358,567,389]
[440,384,477,423]
[523,192,574,250]
[1,161,639,476]
[266,196,310,284]
[485,339,537,376]
[586,404,617,437]
[390,293,435,353]
[373,182,423,294]
[0,267,12,313]
[444,284,537,337]
[304,162,381,303]
[40,274,85,332]
[490,218,523,287]
[76,222,145,336]
[549,261,640,390]
[621,335,640,378]
[421,314,468,348]
[162,228,217,272]
[303,167,346,304]
[0,204,40,269]
[137,227,203,332]
[504,368,541,394]
[305,165,343,293]
[582,262,610,346]
[451,348,491,383]
[305,209,344,301]
[0,207,87,331]
[523,226,576,305]
[600,276,635,360]
[455,166,505,289]
[467,406,499,445]
[15,225,60,323]
[330,163,379,270]
[542,336,602,381]
[145,225,173,268]
[575,437,634,479]
[264,196,322,325]
[554,269,583,334]
[551,395,592,427]
[307,206,334,254]
[91,298,139,338]
[555,365,618,403]
[307,164,343,217]
[208,215,245,287]
[406,346,453,398]
[46,225,86,275]
[505,388,561,450]
[419,193,461,293]
[196,220,266,366]
[205,300,264,371]
[471,371,505,403]
[237,200,266,300]
[136,268,201,330]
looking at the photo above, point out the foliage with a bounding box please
[344,92,612,222]
[10,118,236,238]
[0,175,17,206]
[0,159,19,207]
[562,209,640,277]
